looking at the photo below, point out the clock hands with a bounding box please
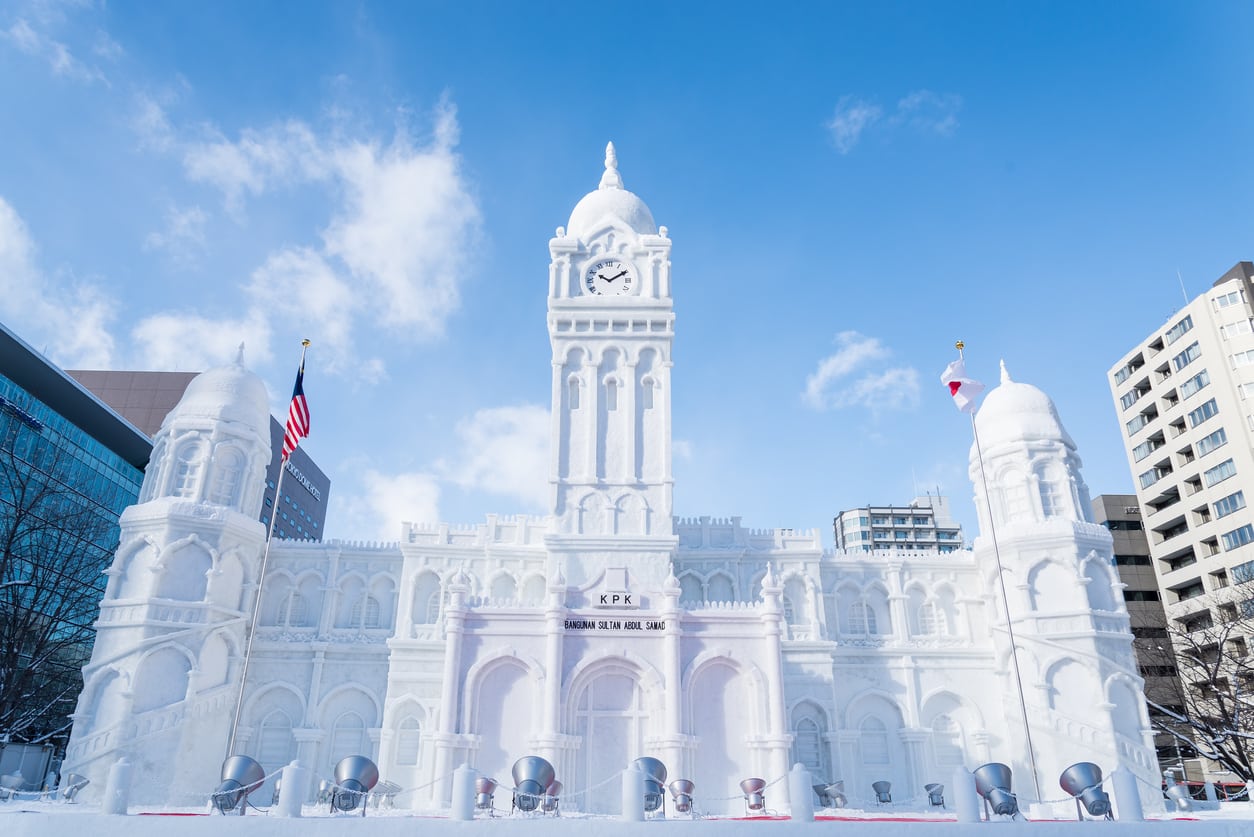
[601,270,628,283]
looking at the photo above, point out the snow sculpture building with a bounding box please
[64,145,1160,815]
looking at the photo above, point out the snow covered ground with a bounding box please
[3,800,1254,837]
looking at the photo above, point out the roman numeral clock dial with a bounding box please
[584,258,635,296]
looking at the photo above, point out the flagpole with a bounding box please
[226,339,310,757]
[957,340,1045,804]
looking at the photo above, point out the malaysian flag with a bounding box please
[281,361,310,460]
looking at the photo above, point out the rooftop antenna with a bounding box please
[1177,269,1189,306]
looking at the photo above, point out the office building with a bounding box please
[1091,494,1195,776]
[66,370,330,541]
[833,495,964,553]
[0,322,147,752]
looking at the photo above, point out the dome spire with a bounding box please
[1000,359,1012,384]
[235,342,246,367]
[598,141,624,190]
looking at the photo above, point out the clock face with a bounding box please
[584,259,635,296]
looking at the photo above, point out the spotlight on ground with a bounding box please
[476,776,498,812]
[740,777,767,814]
[542,780,562,814]
[633,757,668,814]
[872,780,892,804]
[1059,763,1111,820]
[212,756,265,815]
[925,783,945,808]
[60,774,90,803]
[973,763,1018,818]
[669,779,695,815]
[330,755,379,816]
[511,756,555,813]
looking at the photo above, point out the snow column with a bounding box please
[434,571,471,806]
[758,567,792,809]
[659,572,685,777]
[539,568,567,767]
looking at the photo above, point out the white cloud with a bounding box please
[673,439,693,461]
[143,204,208,263]
[896,89,962,136]
[129,98,480,378]
[131,309,272,371]
[826,96,882,154]
[331,469,442,542]
[2,15,109,84]
[803,331,918,412]
[439,405,551,510]
[0,196,116,367]
[827,90,962,152]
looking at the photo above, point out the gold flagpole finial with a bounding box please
[301,339,311,348]
[955,340,965,359]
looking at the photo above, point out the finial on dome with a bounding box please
[1000,359,1012,384]
[599,141,624,190]
[234,342,246,366]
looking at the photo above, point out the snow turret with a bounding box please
[566,142,658,239]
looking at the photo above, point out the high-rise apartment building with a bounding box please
[1108,262,1254,620]
[833,494,964,552]
[67,369,330,541]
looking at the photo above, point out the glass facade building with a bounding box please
[0,323,148,756]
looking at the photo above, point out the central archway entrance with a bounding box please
[571,667,646,814]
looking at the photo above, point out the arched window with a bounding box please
[396,716,422,766]
[918,601,942,635]
[606,378,619,411]
[257,710,295,770]
[490,574,517,601]
[173,444,202,499]
[281,592,308,627]
[351,596,382,629]
[706,574,734,603]
[860,717,889,764]
[568,375,581,410]
[641,376,656,410]
[207,449,244,507]
[678,574,703,603]
[846,601,877,634]
[793,717,824,777]
[932,714,964,766]
[413,574,441,625]
[329,712,367,770]
[1039,471,1064,518]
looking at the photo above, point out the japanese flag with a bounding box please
[940,359,985,414]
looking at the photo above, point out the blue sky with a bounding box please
[3,1,1254,544]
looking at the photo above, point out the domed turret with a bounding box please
[566,142,657,239]
[161,351,271,436]
[974,361,1075,451]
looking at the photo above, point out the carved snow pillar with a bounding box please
[537,567,567,765]
[659,571,686,776]
[758,566,792,802]
[433,570,470,805]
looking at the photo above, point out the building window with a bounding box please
[1232,349,1254,368]
[1204,458,1237,487]
[1221,524,1254,551]
[1179,370,1210,399]
[846,601,877,634]
[1112,554,1151,566]
[351,595,382,629]
[1213,289,1245,310]
[1165,315,1194,345]
[1220,319,1254,339]
[1187,398,1219,428]
[1172,341,1201,371]
[1214,491,1246,519]
[172,444,202,499]
[1232,559,1254,584]
[1196,427,1228,457]
[396,717,421,766]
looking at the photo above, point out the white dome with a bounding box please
[566,142,657,239]
[974,362,1075,450]
[166,358,270,434]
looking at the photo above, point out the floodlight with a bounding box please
[825,780,847,808]
[1059,763,1111,820]
[633,757,668,814]
[669,779,695,814]
[972,763,1018,818]
[740,777,767,813]
[511,756,555,813]
[271,774,282,806]
[872,780,892,804]
[60,773,89,803]
[330,755,379,816]
[211,756,265,815]
[475,776,499,812]
[542,780,563,814]
[925,783,945,808]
